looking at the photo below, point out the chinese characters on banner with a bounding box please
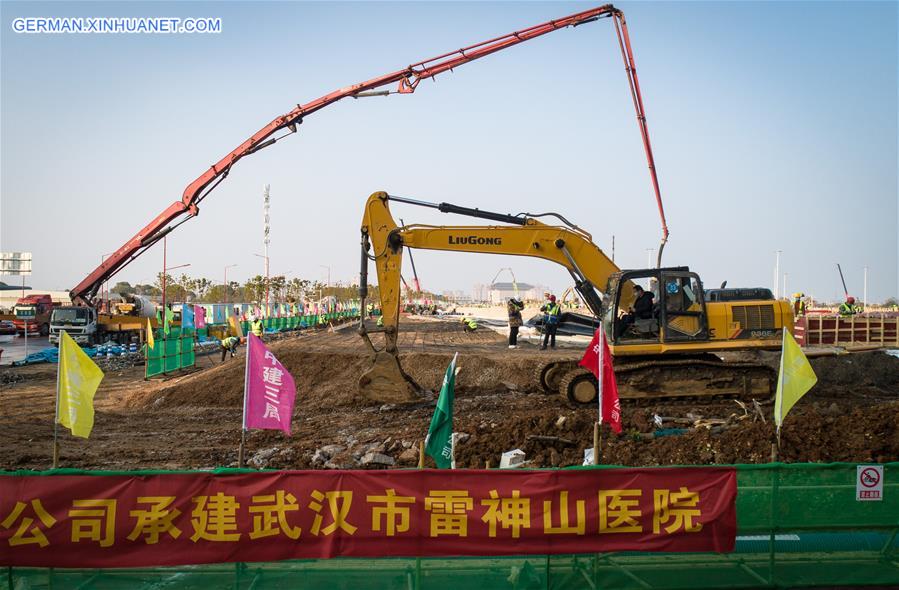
[244,334,297,435]
[0,468,736,567]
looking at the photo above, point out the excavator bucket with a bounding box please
[358,351,421,404]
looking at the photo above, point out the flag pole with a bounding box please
[774,330,786,461]
[594,328,604,465]
[52,332,64,468]
[239,335,251,468]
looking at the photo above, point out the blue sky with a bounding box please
[1,1,896,303]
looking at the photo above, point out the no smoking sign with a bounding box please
[856,465,884,501]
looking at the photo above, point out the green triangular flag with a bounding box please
[164,306,175,335]
[425,353,457,468]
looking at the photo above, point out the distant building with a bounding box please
[486,282,549,304]
[471,283,489,303]
[441,290,472,303]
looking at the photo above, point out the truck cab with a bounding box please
[12,294,56,336]
[49,306,98,346]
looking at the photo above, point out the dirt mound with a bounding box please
[809,351,899,396]
[132,324,558,411]
[3,321,897,472]
[129,348,372,409]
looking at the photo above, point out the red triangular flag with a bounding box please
[579,329,622,433]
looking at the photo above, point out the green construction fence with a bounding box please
[239,308,361,335]
[5,462,898,589]
[144,328,196,378]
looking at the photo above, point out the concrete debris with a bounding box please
[583,448,594,466]
[555,416,568,428]
[353,442,382,459]
[248,447,280,468]
[1,371,25,385]
[360,452,395,467]
[500,449,527,469]
[320,444,346,457]
[397,448,419,464]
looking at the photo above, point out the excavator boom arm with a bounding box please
[361,192,622,348]
[69,4,625,306]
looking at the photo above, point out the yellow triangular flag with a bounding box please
[774,330,818,429]
[146,319,155,350]
[57,331,104,438]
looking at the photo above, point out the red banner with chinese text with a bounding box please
[0,468,736,567]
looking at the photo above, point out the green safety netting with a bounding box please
[6,463,898,589]
[145,328,196,378]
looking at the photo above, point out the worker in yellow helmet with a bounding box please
[220,335,242,362]
[792,292,807,317]
[250,316,264,338]
[461,316,478,332]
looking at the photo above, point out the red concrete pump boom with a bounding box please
[70,3,667,305]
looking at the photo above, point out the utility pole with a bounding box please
[263,184,270,317]
[162,236,167,315]
[863,266,868,309]
[783,273,788,301]
[645,248,654,269]
[774,250,782,299]
[611,235,615,262]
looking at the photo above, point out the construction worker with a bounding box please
[540,294,561,350]
[376,315,384,327]
[792,293,807,317]
[220,335,242,362]
[461,316,478,332]
[838,296,862,317]
[507,298,524,348]
[250,316,264,338]
[615,285,655,339]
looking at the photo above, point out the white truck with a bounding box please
[50,296,156,346]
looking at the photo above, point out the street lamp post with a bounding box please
[774,250,782,299]
[224,264,238,305]
[863,266,868,310]
[162,261,191,321]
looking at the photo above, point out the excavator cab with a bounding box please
[606,267,709,346]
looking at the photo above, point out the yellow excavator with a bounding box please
[358,191,794,405]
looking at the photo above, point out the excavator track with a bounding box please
[553,356,777,406]
[535,360,580,394]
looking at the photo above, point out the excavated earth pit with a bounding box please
[1,318,897,471]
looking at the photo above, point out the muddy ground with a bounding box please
[1,318,897,471]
